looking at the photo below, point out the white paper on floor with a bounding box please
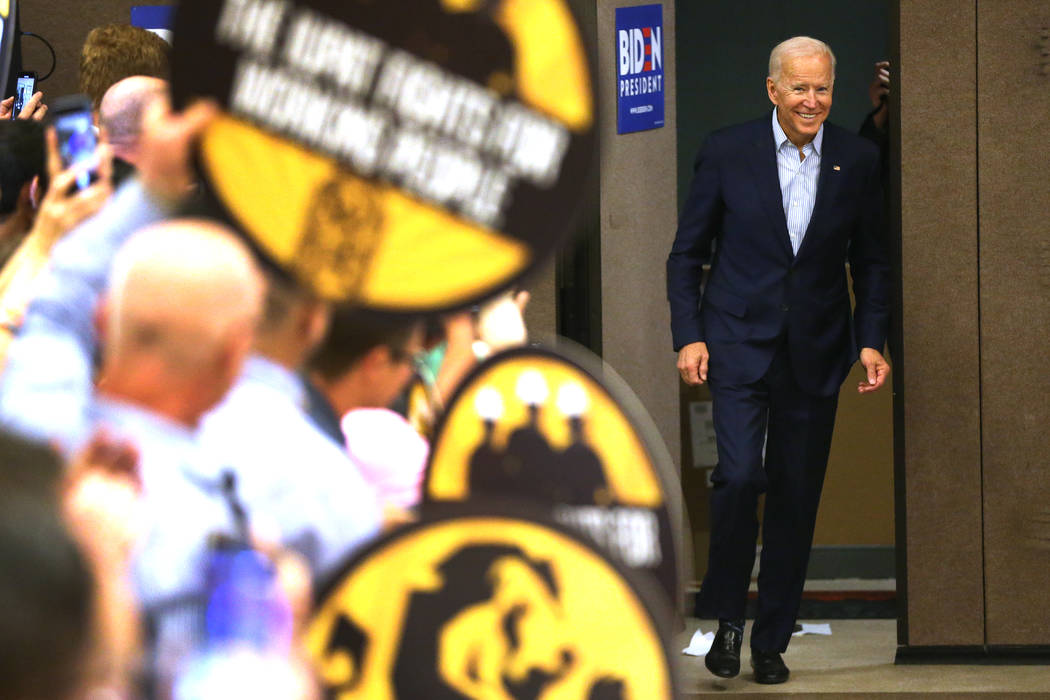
[792,623,832,637]
[682,629,715,656]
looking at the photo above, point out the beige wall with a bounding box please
[595,0,680,468]
[976,0,1050,646]
[897,0,984,647]
[897,0,1050,649]
[521,259,557,344]
[593,0,689,601]
[816,363,894,546]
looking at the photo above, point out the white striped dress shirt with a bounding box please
[771,109,823,255]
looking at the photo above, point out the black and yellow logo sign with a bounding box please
[424,345,689,615]
[171,0,594,311]
[306,509,678,699]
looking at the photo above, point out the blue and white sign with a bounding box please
[616,4,664,134]
[131,6,176,43]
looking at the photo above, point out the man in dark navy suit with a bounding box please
[666,37,890,685]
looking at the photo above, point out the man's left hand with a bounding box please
[867,61,890,130]
[858,347,890,394]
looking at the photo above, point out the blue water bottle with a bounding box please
[172,538,298,698]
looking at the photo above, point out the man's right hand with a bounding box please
[31,127,114,247]
[677,341,709,385]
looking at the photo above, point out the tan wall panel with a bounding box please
[977,0,1050,646]
[522,258,557,345]
[596,0,680,466]
[20,1,171,101]
[898,0,984,646]
[816,362,895,546]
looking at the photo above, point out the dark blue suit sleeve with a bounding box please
[667,137,723,351]
[848,148,890,352]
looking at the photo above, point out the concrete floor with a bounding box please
[676,619,1050,698]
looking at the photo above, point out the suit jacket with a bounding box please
[667,114,889,397]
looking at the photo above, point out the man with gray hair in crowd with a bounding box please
[93,218,264,685]
[667,36,890,684]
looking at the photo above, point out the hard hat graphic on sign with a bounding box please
[307,508,679,699]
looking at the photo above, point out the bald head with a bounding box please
[98,76,168,164]
[104,219,264,373]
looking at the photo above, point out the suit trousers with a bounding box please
[699,337,839,653]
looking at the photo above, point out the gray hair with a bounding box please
[105,219,264,369]
[768,36,836,84]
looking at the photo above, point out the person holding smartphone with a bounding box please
[0,85,47,122]
[0,95,215,450]
[11,72,36,120]
[0,118,113,368]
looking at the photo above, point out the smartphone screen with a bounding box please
[53,109,98,190]
[12,74,35,120]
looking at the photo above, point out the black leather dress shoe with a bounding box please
[750,649,790,684]
[704,622,743,678]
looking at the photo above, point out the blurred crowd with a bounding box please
[0,23,529,699]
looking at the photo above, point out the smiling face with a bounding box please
[766,52,833,149]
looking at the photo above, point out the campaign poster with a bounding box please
[131,5,175,43]
[616,4,664,134]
